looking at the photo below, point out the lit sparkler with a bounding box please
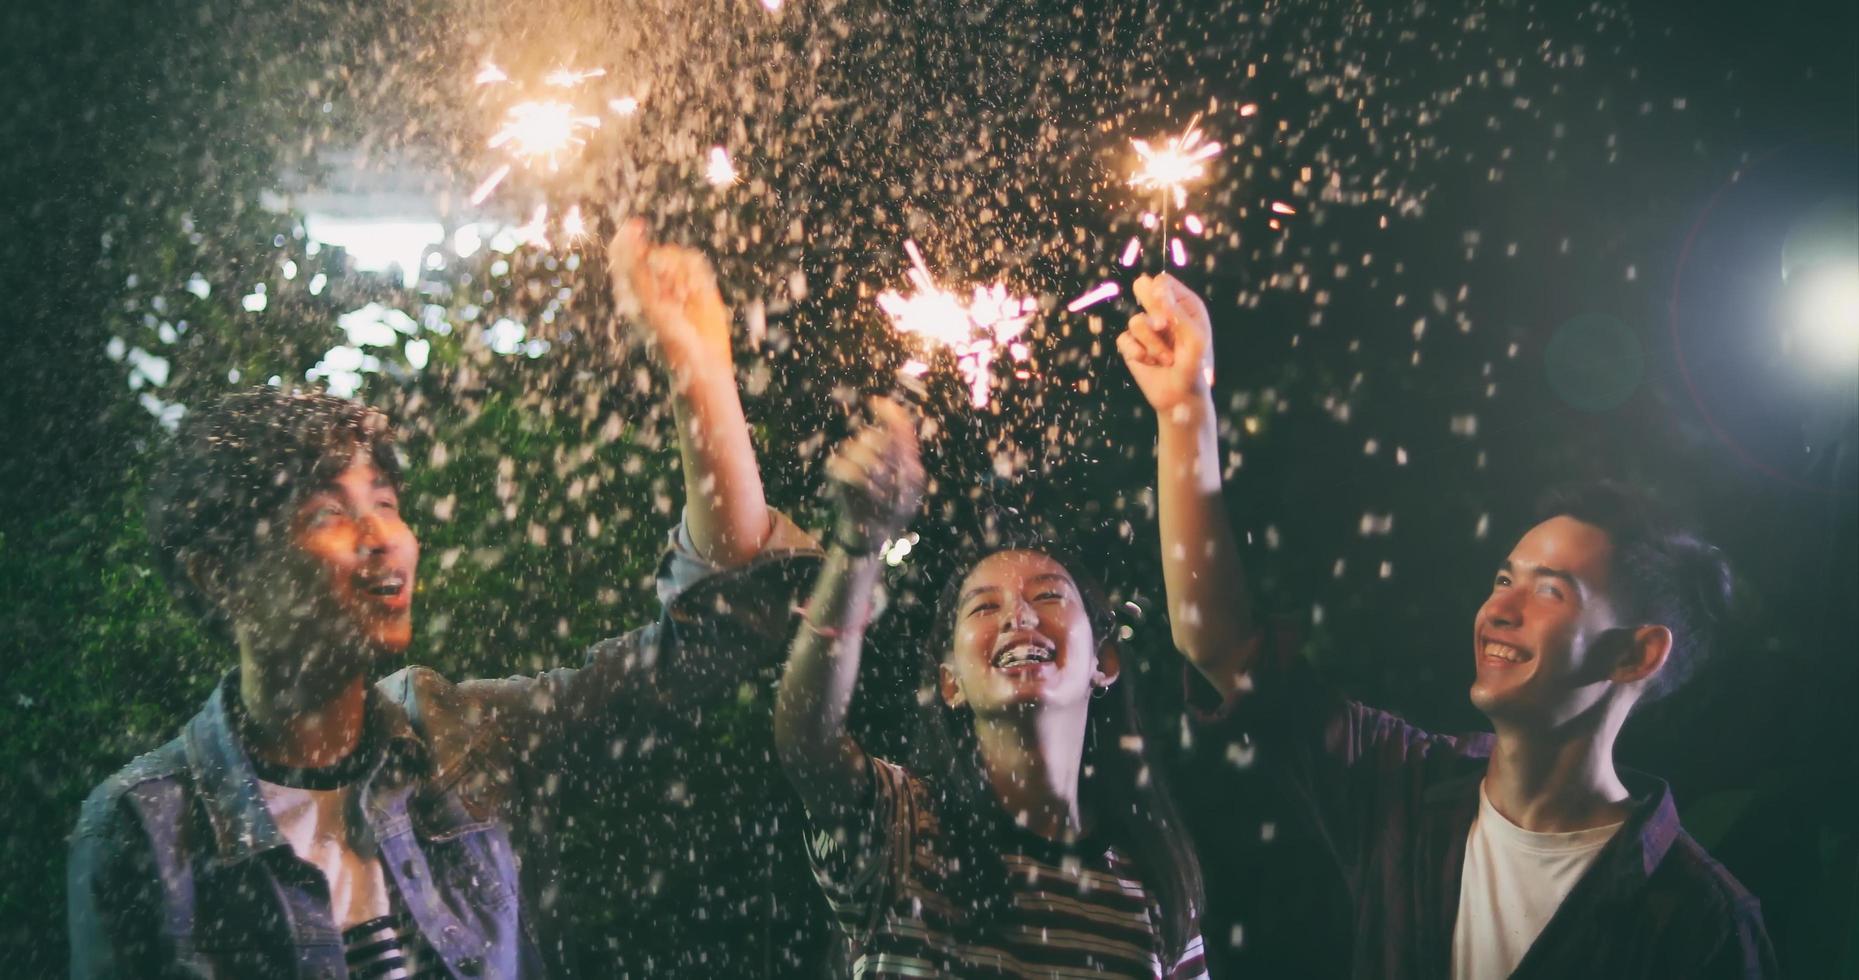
[1128,115,1222,265]
[876,241,1037,408]
[470,62,606,215]
[488,99,601,171]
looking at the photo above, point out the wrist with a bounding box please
[1153,391,1216,430]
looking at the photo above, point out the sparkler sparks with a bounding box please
[1065,281,1122,313]
[488,100,601,170]
[704,146,738,187]
[1129,119,1222,208]
[1129,115,1223,265]
[876,241,1037,408]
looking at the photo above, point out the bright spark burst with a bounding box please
[1129,118,1222,209]
[488,100,601,170]
[474,64,509,86]
[561,204,587,240]
[705,146,739,187]
[877,241,1037,408]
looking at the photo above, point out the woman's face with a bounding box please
[939,550,1116,716]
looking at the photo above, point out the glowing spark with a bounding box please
[1141,212,1159,229]
[515,204,550,247]
[877,242,1037,408]
[609,96,639,116]
[489,101,601,170]
[469,165,512,206]
[1238,103,1259,117]
[1119,237,1143,267]
[705,146,738,187]
[1065,281,1121,313]
[1130,116,1222,260]
[474,64,509,86]
[761,0,783,8]
[543,67,605,87]
[1170,238,1188,267]
[1270,201,1298,215]
[562,204,587,240]
[1184,214,1205,235]
[1129,121,1222,198]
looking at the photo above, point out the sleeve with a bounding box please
[451,507,825,774]
[1182,621,1466,879]
[1695,897,1779,980]
[802,756,916,946]
[68,791,179,980]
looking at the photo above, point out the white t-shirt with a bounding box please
[255,779,393,930]
[1449,785,1624,980]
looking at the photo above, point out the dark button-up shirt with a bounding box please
[1186,625,1777,980]
[67,511,822,979]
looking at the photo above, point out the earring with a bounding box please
[1090,684,1109,700]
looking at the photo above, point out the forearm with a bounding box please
[1155,395,1256,697]
[774,545,881,811]
[670,359,770,568]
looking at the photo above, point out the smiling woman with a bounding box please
[773,401,1207,979]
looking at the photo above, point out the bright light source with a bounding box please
[1794,265,1859,366]
[303,215,445,287]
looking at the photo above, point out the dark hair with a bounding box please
[908,536,1204,965]
[145,387,403,638]
[1534,482,1734,703]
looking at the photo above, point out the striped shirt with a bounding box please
[806,757,1208,979]
[342,910,439,980]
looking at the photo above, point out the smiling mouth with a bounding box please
[1481,640,1529,664]
[993,643,1055,669]
[360,575,408,599]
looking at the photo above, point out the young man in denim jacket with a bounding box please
[67,224,820,978]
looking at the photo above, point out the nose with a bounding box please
[1006,595,1040,630]
[1484,589,1522,630]
[356,512,389,555]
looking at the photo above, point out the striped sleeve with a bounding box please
[803,756,916,945]
[1168,931,1210,980]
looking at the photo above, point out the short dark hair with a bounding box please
[911,532,1204,965]
[145,387,403,637]
[1534,482,1734,702]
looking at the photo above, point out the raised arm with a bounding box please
[774,399,923,818]
[1117,274,1258,699]
[609,219,770,567]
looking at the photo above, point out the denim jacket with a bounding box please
[68,511,821,979]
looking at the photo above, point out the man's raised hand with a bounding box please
[607,218,733,383]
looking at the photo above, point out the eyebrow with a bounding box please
[1498,559,1582,594]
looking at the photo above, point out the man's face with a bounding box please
[1469,515,1629,727]
[939,550,1112,716]
[236,452,419,667]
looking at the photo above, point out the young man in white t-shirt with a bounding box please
[1118,272,1776,979]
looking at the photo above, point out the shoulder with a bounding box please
[1652,830,1767,922]
[73,736,189,848]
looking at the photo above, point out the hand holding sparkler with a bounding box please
[823,397,924,554]
[1117,273,1215,415]
[608,219,733,382]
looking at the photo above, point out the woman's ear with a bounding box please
[939,662,966,709]
[1092,640,1123,691]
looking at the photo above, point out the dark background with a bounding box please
[2,0,1854,975]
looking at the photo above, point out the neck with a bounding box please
[1484,713,1632,832]
[236,635,369,770]
[972,706,1090,840]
